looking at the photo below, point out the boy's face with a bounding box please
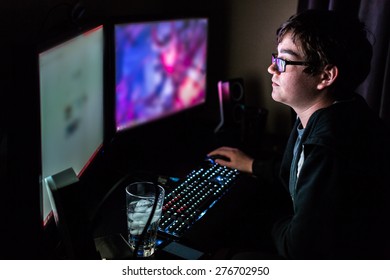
[268,32,323,113]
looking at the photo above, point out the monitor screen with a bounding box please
[114,18,208,132]
[39,25,105,226]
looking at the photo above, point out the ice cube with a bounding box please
[134,199,153,212]
[130,212,147,221]
[130,229,142,235]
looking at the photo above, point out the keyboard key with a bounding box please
[158,162,239,237]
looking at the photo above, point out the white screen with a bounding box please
[39,25,104,225]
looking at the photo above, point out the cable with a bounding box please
[88,173,162,259]
[132,183,160,259]
[38,1,86,36]
[38,3,72,35]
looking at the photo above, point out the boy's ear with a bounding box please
[317,65,339,90]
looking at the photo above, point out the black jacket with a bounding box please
[262,94,390,259]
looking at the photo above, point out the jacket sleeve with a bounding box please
[271,144,389,259]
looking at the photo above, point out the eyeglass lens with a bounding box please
[272,54,285,72]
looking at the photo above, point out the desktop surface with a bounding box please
[41,127,290,259]
[90,161,287,260]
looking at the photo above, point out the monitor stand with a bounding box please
[46,168,100,259]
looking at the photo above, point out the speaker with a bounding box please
[47,168,99,259]
[214,78,245,133]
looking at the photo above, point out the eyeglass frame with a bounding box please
[271,53,310,73]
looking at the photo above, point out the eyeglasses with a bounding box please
[271,53,309,73]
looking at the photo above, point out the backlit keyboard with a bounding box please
[158,162,239,238]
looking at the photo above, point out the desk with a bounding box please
[91,172,289,260]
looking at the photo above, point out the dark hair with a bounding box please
[277,10,373,93]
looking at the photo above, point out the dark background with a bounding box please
[0,0,270,259]
[3,0,388,259]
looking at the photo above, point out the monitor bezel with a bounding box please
[37,22,108,228]
[108,15,210,136]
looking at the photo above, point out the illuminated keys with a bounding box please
[158,163,239,237]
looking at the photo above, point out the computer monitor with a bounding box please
[38,25,105,226]
[114,18,208,132]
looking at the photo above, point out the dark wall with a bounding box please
[0,0,229,259]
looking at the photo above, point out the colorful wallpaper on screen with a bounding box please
[115,18,208,131]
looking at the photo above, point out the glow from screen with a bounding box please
[39,25,104,225]
[115,18,208,131]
